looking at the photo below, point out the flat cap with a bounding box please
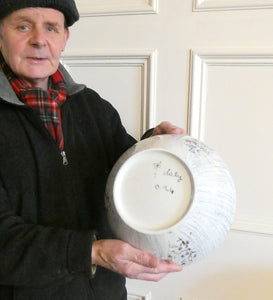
[0,0,79,26]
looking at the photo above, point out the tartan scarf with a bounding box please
[0,53,67,150]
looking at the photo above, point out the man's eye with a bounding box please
[19,25,29,31]
[47,27,55,32]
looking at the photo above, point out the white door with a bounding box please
[63,1,273,299]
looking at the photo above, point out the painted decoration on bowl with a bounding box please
[105,135,236,266]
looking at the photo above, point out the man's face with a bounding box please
[0,7,69,89]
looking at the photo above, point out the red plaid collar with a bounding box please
[0,53,66,95]
[0,52,67,150]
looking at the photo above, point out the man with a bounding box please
[0,1,185,299]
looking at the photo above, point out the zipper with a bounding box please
[24,105,69,166]
[61,150,69,166]
[89,278,97,299]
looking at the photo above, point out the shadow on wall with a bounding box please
[191,268,273,300]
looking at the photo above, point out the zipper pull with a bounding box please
[61,150,69,165]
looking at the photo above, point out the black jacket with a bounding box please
[0,65,136,299]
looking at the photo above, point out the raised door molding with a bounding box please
[76,0,158,16]
[61,50,157,138]
[128,293,152,300]
[193,0,273,11]
[232,215,273,236]
[188,49,273,236]
[188,50,273,141]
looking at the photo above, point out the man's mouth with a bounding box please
[29,57,46,60]
[27,57,48,63]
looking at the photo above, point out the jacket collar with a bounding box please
[0,63,85,106]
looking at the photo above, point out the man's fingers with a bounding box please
[92,239,183,281]
[126,255,182,279]
[132,250,160,268]
[153,121,187,135]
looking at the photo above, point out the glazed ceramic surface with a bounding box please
[105,135,236,266]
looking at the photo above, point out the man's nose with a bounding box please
[29,28,47,47]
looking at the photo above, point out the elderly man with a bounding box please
[0,0,184,299]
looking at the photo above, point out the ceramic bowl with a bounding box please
[105,135,236,266]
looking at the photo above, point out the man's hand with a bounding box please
[92,239,182,282]
[152,121,187,136]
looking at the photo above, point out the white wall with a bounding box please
[64,1,273,299]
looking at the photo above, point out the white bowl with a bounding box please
[105,135,236,266]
